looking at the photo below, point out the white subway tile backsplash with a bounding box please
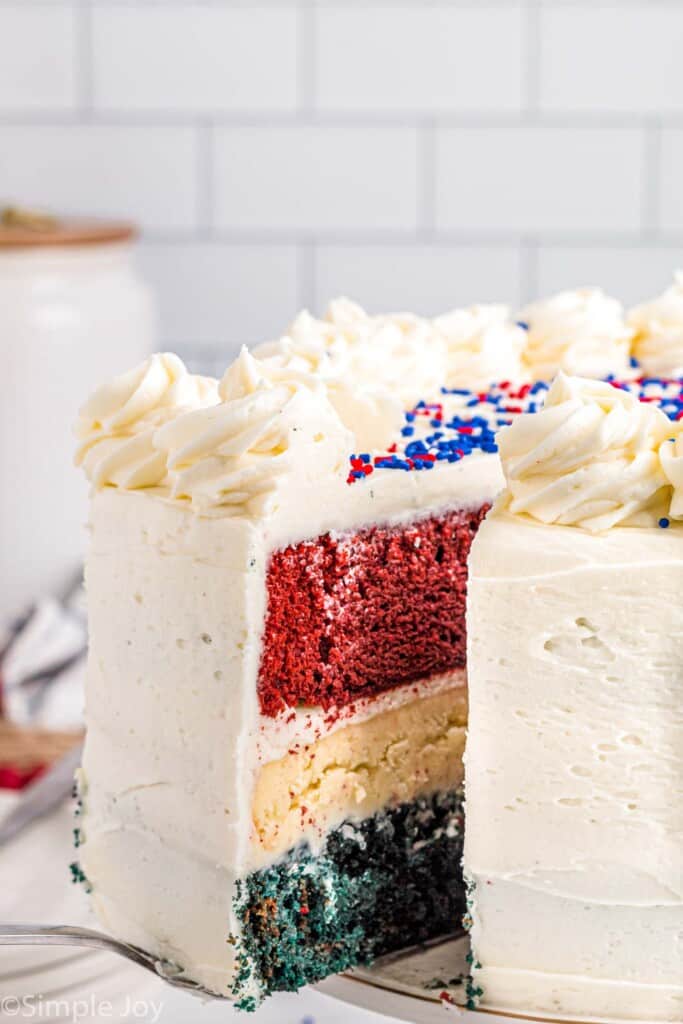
[137,242,299,352]
[213,125,418,232]
[534,246,682,308]
[659,129,683,234]
[315,6,523,113]
[540,6,683,114]
[0,1,677,360]
[435,125,644,234]
[314,244,522,315]
[0,126,199,231]
[0,6,76,111]
[92,6,298,113]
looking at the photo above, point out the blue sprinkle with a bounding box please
[401,426,415,437]
[659,517,670,529]
[629,356,640,369]
[515,320,529,331]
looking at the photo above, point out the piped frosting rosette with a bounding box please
[153,348,353,516]
[434,304,527,390]
[628,272,683,377]
[497,373,683,532]
[254,303,407,448]
[258,297,528,421]
[519,289,633,382]
[75,353,219,488]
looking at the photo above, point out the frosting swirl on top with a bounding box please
[256,299,448,410]
[75,353,219,489]
[661,433,683,519]
[327,299,449,406]
[519,289,633,382]
[254,308,354,380]
[497,373,681,532]
[628,272,683,377]
[433,304,527,389]
[153,348,353,516]
[254,307,405,449]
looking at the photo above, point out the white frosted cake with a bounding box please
[72,285,683,1014]
[465,374,683,1022]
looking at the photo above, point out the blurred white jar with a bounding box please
[0,212,156,624]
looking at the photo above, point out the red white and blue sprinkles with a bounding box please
[347,374,683,529]
[347,380,551,483]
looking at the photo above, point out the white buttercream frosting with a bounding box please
[465,513,683,1021]
[257,297,530,411]
[660,433,683,518]
[75,353,219,489]
[256,298,449,410]
[253,311,403,450]
[153,348,353,515]
[497,373,682,531]
[433,304,527,389]
[325,298,449,406]
[628,272,683,377]
[519,288,633,381]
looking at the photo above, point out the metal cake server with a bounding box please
[0,743,83,847]
[0,746,219,997]
[0,925,216,996]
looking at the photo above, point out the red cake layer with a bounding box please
[258,505,488,716]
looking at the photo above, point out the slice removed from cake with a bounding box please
[464,374,683,1022]
[74,346,510,1007]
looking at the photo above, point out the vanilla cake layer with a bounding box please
[252,680,468,865]
[465,513,683,1021]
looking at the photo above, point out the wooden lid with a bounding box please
[0,720,83,771]
[0,206,137,249]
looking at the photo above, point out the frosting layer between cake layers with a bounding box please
[79,422,498,997]
[466,507,683,1020]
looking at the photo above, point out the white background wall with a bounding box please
[2,0,683,374]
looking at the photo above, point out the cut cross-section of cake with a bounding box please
[72,295,683,1011]
[464,374,683,1022]
[74,344,524,1007]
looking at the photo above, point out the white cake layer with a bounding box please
[80,450,499,997]
[465,513,683,1022]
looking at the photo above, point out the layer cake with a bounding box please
[72,285,683,1012]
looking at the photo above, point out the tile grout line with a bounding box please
[297,1,316,115]
[138,228,683,247]
[641,118,662,241]
[1,111,677,129]
[417,118,437,237]
[197,120,215,234]
[297,242,317,312]
[522,0,542,116]
[6,1,681,7]
[520,237,538,305]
